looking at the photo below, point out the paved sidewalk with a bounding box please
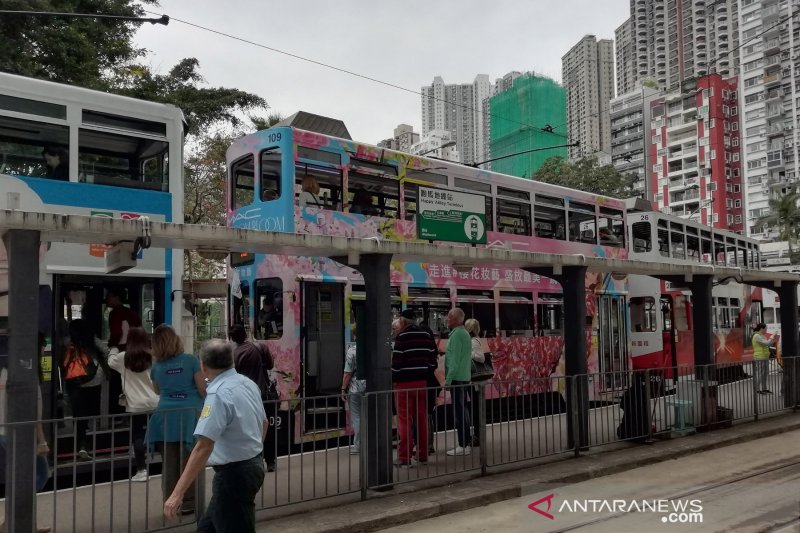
[256,412,800,533]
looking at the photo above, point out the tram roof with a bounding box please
[1,209,798,286]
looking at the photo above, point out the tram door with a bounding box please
[302,282,345,397]
[597,295,628,391]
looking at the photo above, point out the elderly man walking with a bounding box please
[164,339,267,533]
[445,308,473,456]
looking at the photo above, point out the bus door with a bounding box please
[301,281,345,398]
[597,294,628,391]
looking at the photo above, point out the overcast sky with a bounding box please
[135,1,629,143]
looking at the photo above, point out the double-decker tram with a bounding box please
[0,73,185,462]
[226,126,634,445]
[626,209,766,380]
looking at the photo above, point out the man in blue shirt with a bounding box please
[164,339,267,532]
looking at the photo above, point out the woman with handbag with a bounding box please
[465,319,494,448]
[108,327,158,482]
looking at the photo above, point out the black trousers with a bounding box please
[197,454,264,533]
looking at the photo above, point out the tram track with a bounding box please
[550,458,800,532]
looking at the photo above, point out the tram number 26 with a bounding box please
[639,214,650,221]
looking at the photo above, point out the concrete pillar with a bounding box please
[2,229,41,533]
[778,281,799,407]
[353,254,393,488]
[528,266,588,450]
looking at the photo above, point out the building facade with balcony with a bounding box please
[738,0,800,239]
[648,74,743,232]
[610,85,661,198]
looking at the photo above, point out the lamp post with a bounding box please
[418,140,456,157]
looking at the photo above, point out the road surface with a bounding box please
[380,430,800,533]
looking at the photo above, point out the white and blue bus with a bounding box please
[0,73,185,439]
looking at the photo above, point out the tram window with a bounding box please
[763,307,775,324]
[674,296,690,331]
[701,233,713,263]
[295,163,343,210]
[714,238,726,265]
[0,116,70,180]
[0,95,66,119]
[453,178,494,231]
[254,278,283,340]
[499,292,534,337]
[231,154,255,210]
[536,294,564,335]
[260,148,281,201]
[670,230,685,259]
[568,202,597,244]
[630,297,657,332]
[657,222,670,257]
[497,198,531,235]
[457,289,496,337]
[403,170,448,220]
[631,222,652,252]
[348,171,399,218]
[78,129,169,190]
[598,208,625,247]
[298,146,341,166]
[686,234,701,261]
[534,195,566,240]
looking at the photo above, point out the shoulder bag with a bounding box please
[471,352,495,383]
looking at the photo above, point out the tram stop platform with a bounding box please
[257,412,800,533]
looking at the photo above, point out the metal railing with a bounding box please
[2,357,798,531]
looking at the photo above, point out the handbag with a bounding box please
[471,352,495,382]
[118,366,128,408]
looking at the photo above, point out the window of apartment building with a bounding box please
[735,200,742,208]
[730,107,738,116]
[745,93,764,104]
[727,214,734,225]
[747,158,766,169]
[734,185,741,193]
[748,140,767,152]
[710,149,716,160]
[732,153,740,162]
[744,75,764,88]
[735,215,742,223]
[732,137,740,147]
[744,59,764,72]
[743,27,762,40]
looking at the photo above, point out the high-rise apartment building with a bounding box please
[562,35,615,161]
[489,74,568,178]
[615,18,638,95]
[738,0,800,239]
[610,85,661,197]
[618,0,739,91]
[377,124,419,152]
[648,74,743,231]
[420,75,491,165]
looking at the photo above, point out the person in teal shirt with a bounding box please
[445,308,472,456]
[147,325,206,515]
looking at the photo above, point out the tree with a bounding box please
[756,187,800,258]
[534,156,636,198]
[0,0,156,88]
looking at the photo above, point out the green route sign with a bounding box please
[417,186,487,244]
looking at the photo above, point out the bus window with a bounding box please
[631,221,652,252]
[260,148,281,201]
[536,293,563,335]
[534,195,566,240]
[496,188,531,235]
[630,297,657,332]
[568,202,597,244]
[254,278,283,340]
[79,129,169,190]
[498,291,534,336]
[457,289,496,338]
[296,163,343,210]
[231,154,255,210]
[0,115,70,180]
[598,208,625,247]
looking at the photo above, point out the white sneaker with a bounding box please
[446,446,472,456]
[130,469,148,482]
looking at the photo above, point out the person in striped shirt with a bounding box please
[392,309,438,466]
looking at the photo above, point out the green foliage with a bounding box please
[0,0,155,87]
[533,156,636,199]
[756,187,800,252]
[111,59,267,135]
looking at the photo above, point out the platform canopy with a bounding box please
[1,210,797,286]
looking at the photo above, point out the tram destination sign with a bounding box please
[417,186,487,244]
